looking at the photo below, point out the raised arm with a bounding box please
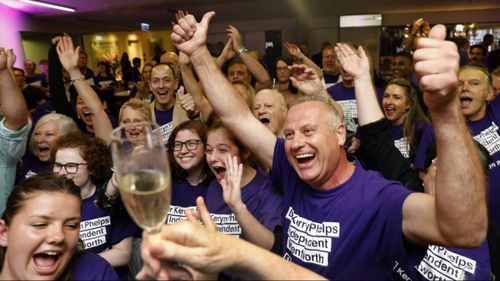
[179,51,213,122]
[0,48,29,130]
[401,25,487,247]
[171,12,276,169]
[215,38,235,68]
[289,64,331,100]
[284,42,323,79]
[335,43,382,126]
[228,25,272,91]
[57,36,113,144]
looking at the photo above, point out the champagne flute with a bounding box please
[111,122,171,233]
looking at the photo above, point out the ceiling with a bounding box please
[2,0,500,32]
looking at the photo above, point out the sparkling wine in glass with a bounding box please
[111,122,171,233]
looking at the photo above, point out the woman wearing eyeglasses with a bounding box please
[51,132,138,280]
[166,120,214,223]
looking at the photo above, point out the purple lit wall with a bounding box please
[0,3,26,68]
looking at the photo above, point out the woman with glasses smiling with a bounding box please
[166,120,214,224]
[51,132,139,280]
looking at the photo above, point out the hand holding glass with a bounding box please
[111,122,171,233]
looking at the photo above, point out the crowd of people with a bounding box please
[0,10,499,280]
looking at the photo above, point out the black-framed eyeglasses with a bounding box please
[173,139,202,151]
[53,162,88,174]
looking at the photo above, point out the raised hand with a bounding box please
[178,86,200,118]
[171,11,215,56]
[56,35,81,77]
[6,49,16,69]
[221,154,244,211]
[413,24,459,111]
[227,25,243,51]
[219,38,235,62]
[0,48,7,71]
[335,43,370,80]
[284,42,303,59]
[289,64,326,96]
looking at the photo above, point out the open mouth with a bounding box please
[212,166,226,181]
[37,146,51,159]
[296,153,315,164]
[460,96,472,108]
[259,118,270,126]
[33,251,61,274]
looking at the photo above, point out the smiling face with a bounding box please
[76,96,93,127]
[205,128,243,183]
[149,64,178,110]
[458,68,492,121]
[391,55,413,78]
[383,84,410,125]
[0,192,80,280]
[33,121,63,162]
[283,101,346,189]
[53,148,91,188]
[173,129,205,173]
[252,89,287,136]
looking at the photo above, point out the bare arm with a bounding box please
[57,36,113,145]
[228,25,272,90]
[171,12,276,169]
[0,48,29,130]
[335,43,383,126]
[284,42,323,79]
[179,51,213,122]
[401,25,487,247]
[99,237,133,267]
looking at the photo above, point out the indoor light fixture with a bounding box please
[20,0,75,12]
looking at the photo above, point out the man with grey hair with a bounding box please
[140,12,487,280]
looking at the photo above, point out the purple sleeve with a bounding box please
[256,179,283,230]
[73,252,120,280]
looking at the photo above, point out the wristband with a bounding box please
[70,75,85,82]
[237,47,248,55]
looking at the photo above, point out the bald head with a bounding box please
[160,52,180,76]
[252,89,287,136]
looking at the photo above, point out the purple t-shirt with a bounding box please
[414,126,436,171]
[467,98,500,227]
[80,187,140,279]
[391,120,433,165]
[327,83,383,127]
[205,170,283,238]
[17,151,52,183]
[154,107,174,144]
[73,251,120,280]
[167,180,210,225]
[272,138,413,279]
[393,241,491,281]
